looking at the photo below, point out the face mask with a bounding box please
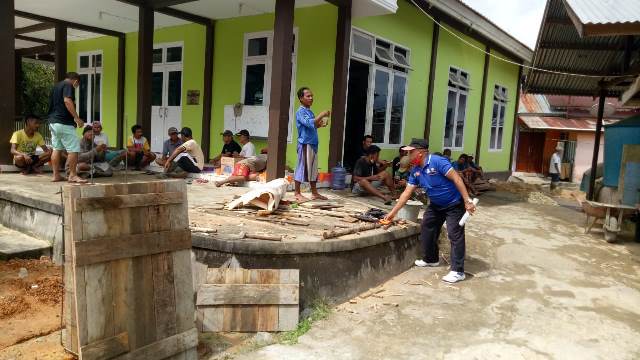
[410,152,424,166]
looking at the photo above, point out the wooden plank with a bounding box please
[66,186,89,350]
[256,269,278,332]
[73,192,184,211]
[117,328,198,360]
[278,269,299,331]
[73,229,191,266]
[81,332,129,360]
[152,252,177,339]
[197,284,299,306]
[201,308,223,333]
[222,268,243,332]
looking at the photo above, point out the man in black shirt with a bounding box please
[210,130,242,167]
[47,72,86,184]
[352,145,395,203]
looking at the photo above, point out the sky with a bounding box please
[461,0,547,49]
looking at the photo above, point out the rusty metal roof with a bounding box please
[519,94,553,114]
[519,116,618,131]
[524,0,640,97]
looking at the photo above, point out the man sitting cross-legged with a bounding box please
[351,145,395,204]
[10,114,52,175]
[75,126,113,177]
[162,127,204,178]
[214,151,268,187]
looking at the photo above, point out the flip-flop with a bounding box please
[294,195,310,204]
[311,194,328,201]
[51,177,68,182]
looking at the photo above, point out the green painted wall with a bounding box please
[211,5,337,172]
[352,0,434,163]
[429,26,486,159]
[478,49,520,172]
[67,36,119,142]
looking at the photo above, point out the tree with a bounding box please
[20,60,54,118]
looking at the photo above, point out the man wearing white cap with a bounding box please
[549,145,563,190]
[384,139,476,283]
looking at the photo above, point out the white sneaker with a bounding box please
[442,271,465,283]
[415,259,440,267]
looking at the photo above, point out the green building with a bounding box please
[7,0,532,177]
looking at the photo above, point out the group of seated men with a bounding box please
[347,135,485,202]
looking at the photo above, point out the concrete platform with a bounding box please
[0,171,422,308]
[0,224,51,260]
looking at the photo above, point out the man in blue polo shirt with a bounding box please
[384,139,476,283]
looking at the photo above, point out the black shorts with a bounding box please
[15,155,40,168]
[177,156,201,173]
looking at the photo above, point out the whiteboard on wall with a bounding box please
[223,104,293,142]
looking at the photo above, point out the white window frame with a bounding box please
[443,66,470,151]
[351,27,411,147]
[153,42,185,108]
[241,29,298,107]
[489,83,508,151]
[76,50,103,124]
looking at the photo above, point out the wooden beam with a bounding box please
[15,54,22,117]
[136,6,154,139]
[475,46,490,164]
[424,16,440,140]
[266,0,294,181]
[587,88,606,201]
[539,42,623,51]
[201,21,214,161]
[14,22,54,34]
[196,284,299,305]
[14,10,124,38]
[582,22,640,37]
[325,0,347,6]
[114,0,210,25]
[54,24,66,82]
[117,35,126,149]
[0,0,16,165]
[15,44,54,57]
[508,66,523,172]
[15,34,55,46]
[73,192,184,211]
[328,0,351,169]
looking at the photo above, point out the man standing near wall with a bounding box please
[384,139,476,284]
[47,72,87,184]
[294,87,330,202]
[549,145,563,190]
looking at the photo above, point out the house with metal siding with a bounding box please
[5,0,532,178]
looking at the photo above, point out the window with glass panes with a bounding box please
[443,67,469,149]
[351,29,410,146]
[77,52,103,123]
[490,85,508,150]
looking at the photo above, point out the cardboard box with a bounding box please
[220,156,240,175]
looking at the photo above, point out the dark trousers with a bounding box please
[177,156,201,173]
[420,201,466,272]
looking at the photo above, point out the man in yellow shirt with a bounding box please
[10,115,52,175]
[126,124,156,170]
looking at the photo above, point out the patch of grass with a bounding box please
[278,300,332,345]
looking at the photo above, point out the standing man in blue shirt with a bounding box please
[384,139,476,283]
[294,87,331,202]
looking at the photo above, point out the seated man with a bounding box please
[92,121,125,167]
[443,148,452,162]
[126,124,156,170]
[453,154,477,196]
[236,129,256,158]
[163,127,204,177]
[211,130,242,167]
[392,146,408,178]
[214,151,268,187]
[352,145,395,203]
[76,126,112,177]
[467,154,484,178]
[156,127,183,166]
[10,114,52,175]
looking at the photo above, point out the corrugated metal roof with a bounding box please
[564,0,640,25]
[524,0,639,97]
[519,116,618,131]
[519,94,553,113]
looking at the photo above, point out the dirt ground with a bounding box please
[0,258,63,351]
[234,191,640,360]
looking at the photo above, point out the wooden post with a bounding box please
[117,35,126,149]
[266,0,295,181]
[327,0,352,169]
[55,24,67,82]
[201,21,214,161]
[508,65,523,172]
[474,46,490,164]
[424,17,440,140]
[15,54,22,117]
[137,6,154,139]
[0,0,15,165]
[587,88,606,201]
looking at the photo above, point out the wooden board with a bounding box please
[63,181,197,360]
[196,268,299,332]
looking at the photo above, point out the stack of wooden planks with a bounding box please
[196,268,299,332]
[62,181,197,360]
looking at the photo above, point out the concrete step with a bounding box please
[0,224,51,261]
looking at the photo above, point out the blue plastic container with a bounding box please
[331,163,347,190]
[603,115,640,187]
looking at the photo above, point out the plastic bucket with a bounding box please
[397,200,422,222]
